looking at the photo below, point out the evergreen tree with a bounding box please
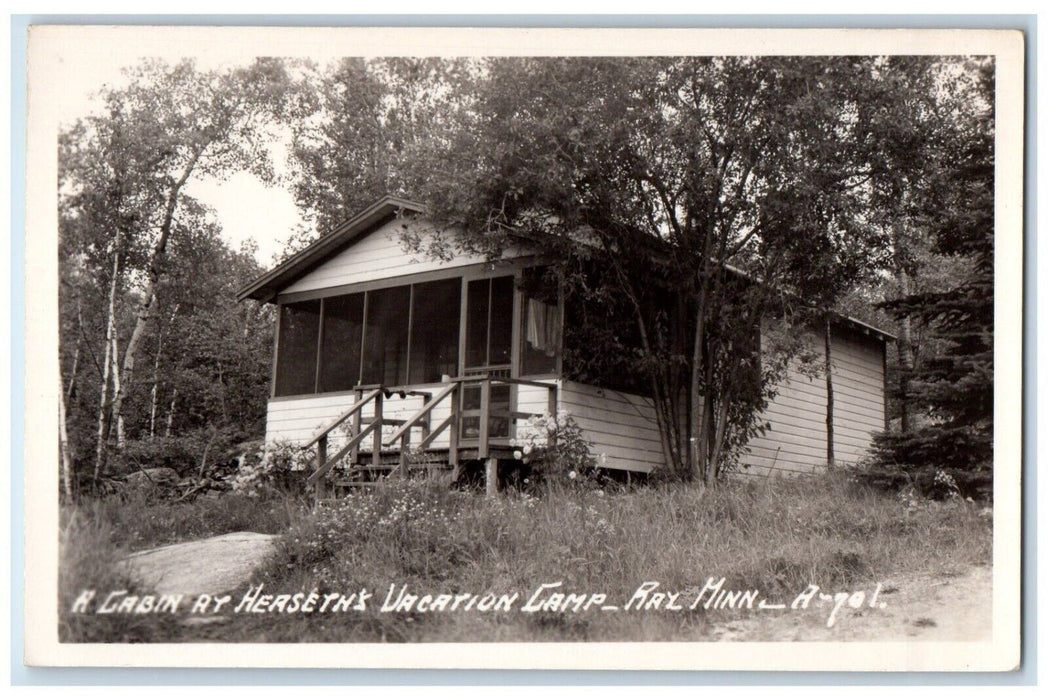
[873,62,994,497]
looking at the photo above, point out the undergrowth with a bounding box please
[59,472,990,643]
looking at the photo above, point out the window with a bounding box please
[362,285,411,386]
[517,267,560,376]
[318,293,364,392]
[274,299,321,396]
[409,278,461,383]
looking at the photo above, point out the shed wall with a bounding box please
[739,325,886,477]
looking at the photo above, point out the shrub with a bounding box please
[231,440,313,498]
[857,437,992,501]
[511,410,604,488]
[106,428,250,478]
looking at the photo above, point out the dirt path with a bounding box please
[708,566,992,642]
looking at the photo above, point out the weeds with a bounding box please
[79,489,309,550]
[59,471,990,642]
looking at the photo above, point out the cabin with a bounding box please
[237,195,893,497]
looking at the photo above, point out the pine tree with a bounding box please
[873,61,994,497]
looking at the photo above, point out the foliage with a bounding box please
[511,410,603,487]
[871,61,994,495]
[230,440,315,498]
[405,56,969,483]
[105,427,254,482]
[287,58,478,237]
[59,58,295,486]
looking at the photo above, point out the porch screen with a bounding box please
[521,296,560,375]
[362,284,411,386]
[465,276,514,369]
[274,299,321,397]
[318,292,364,392]
[409,278,461,383]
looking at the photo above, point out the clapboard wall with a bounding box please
[738,324,886,477]
[266,379,663,474]
[557,381,664,474]
[280,217,500,295]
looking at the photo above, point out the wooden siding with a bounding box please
[829,326,888,465]
[266,385,457,454]
[264,328,884,480]
[281,218,491,295]
[556,381,663,474]
[739,325,886,478]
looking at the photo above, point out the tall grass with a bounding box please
[242,473,989,642]
[59,473,991,643]
[75,490,310,550]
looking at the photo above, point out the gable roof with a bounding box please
[239,194,895,342]
[236,195,426,303]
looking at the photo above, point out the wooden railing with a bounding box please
[384,374,557,473]
[303,385,426,498]
[303,375,557,499]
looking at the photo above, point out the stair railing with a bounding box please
[304,387,391,499]
[383,375,558,479]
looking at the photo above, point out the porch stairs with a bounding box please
[302,376,557,504]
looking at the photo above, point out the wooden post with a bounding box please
[478,378,491,459]
[399,433,410,478]
[825,315,835,468]
[485,457,498,498]
[372,392,384,472]
[315,434,328,504]
[350,388,363,465]
[448,384,460,480]
[419,393,430,478]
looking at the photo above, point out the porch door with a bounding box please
[461,276,515,440]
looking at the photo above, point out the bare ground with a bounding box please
[122,531,277,597]
[708,565,992,642]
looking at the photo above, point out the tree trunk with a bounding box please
[825,313,836,468]
[112,332,125,446]
[165,389,178,438]
[93,233,121,479]
[112,150,201,442]
[708,399,730,480]
[65,335,81,411]
[59,386,74,501]
[149,331,163,439]
[690,278,711,482]
[894,227,915,433]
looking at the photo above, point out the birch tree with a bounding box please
[59,58,297,479]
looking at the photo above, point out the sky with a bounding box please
[54,50,307,266]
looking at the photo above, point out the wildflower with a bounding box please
[568,471,577,480]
